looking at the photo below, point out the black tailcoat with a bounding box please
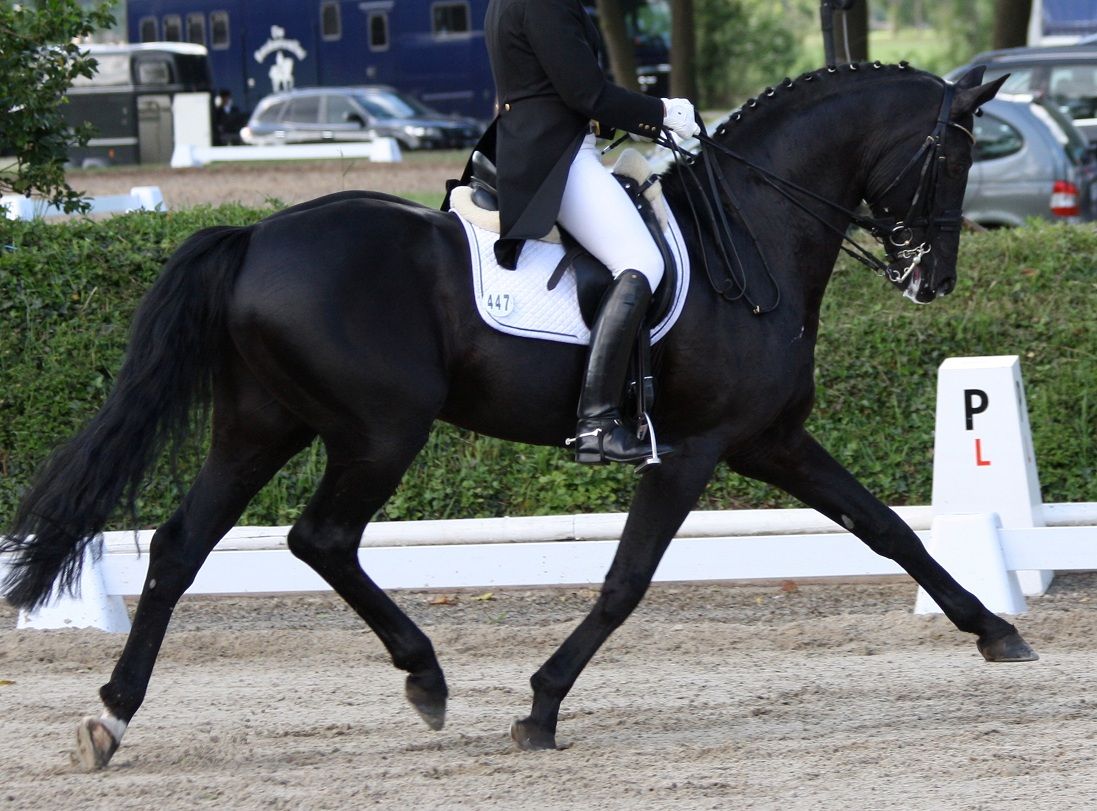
[482,0,663,267]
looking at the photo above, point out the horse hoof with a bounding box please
[405,671,447,731]
[510,717,559,751]
[977,631,1039,662]
[75,715,123,771]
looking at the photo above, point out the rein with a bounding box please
[656,74,971,311]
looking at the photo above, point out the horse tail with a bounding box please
[1,225,253,610]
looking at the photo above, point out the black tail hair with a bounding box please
[1,225,252,609]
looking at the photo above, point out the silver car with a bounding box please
[240,86,483,150]
[951,43,1097,144]
[963,93,1097,226]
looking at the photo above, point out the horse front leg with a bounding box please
[511,446,723,750]
[729,427,1037,662]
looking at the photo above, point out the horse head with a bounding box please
[865,66,1007,303]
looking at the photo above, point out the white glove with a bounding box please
[661,98,700,138]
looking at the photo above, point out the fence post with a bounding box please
[914,512,1027,615]
[929,355,1052,596]
[16,544,131,633]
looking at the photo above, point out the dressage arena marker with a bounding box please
[927,355,1052,599]
[5,356,1096,631]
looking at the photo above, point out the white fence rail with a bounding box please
[4,502,1095,632]
[1,187,166,221]
[170,138,401,168]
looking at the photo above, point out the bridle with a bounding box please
[860,80,972,284]
[656,73,973,312]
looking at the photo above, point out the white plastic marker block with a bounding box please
[172,91,212,149]
[128,186,165,212]
[17,544,131,633]
[915,513,1027,615]
[930,356,1051,596]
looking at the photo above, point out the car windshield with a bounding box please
[353,91,433,119]
[1031,99,1088,165]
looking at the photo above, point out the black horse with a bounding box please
[2,64,1035,769]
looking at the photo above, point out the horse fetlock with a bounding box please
[75,712,127,770]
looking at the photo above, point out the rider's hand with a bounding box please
[661,98,700,139]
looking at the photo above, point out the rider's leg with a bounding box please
[556,136,669,465]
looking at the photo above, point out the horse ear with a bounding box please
[951,67,1009,118]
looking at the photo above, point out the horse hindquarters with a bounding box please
[227,202,455,731]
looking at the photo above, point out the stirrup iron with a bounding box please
[634,412,662,474]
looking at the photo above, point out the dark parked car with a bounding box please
[948,43,1097,143]
[239,86,483,150]
[963,94,1097,226]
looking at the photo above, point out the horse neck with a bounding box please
[664,67,943,312]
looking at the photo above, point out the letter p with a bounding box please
[964,388,988,431]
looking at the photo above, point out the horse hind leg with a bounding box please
[77,384,314,770]
[286,429,448,731]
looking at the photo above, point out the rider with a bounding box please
[483,0,700,466]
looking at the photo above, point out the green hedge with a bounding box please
[1,210,1094,529]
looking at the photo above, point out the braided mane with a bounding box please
[709,61,929,137]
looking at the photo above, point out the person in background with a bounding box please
[483,0,699,466]
[213,89,243,146]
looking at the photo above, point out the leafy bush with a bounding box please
[1,211,1094,531]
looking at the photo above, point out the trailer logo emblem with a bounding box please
[253,25,308,93]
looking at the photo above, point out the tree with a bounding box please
[993,0,1032,49]
[596,0,641,92]
[669,0,698,100]
[0,0,116,214]
[695,0,802,108]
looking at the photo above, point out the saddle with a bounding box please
[449,148,679,329]
[448,148,678,432]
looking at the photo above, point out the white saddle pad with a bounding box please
[453,207,690,346]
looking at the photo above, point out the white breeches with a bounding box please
[555,134,664,289]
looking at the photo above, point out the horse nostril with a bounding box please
[937,278,955,296]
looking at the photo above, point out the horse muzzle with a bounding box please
[900,256,955,304]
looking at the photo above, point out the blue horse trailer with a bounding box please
[125,0,670,121]
[127,0,495,120]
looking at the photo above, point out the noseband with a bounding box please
[659,74,971,311]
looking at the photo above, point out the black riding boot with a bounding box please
[571,270,671,466]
